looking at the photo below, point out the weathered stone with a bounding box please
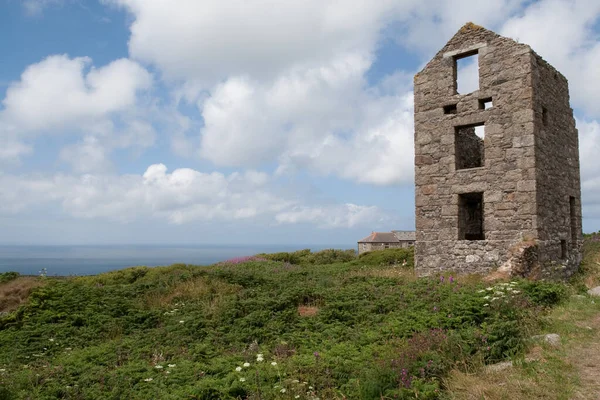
[485,361,513,372]
[531,333,561,347]
[588,287,600,297]
[413,23,582,278]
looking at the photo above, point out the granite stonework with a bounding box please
[413,23,582,278]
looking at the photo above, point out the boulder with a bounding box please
[587,287,600,297]
[531,333,561,347]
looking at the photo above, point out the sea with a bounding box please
[0,244,352,277]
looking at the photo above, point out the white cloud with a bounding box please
[197,53,414,185]
[501,0,600,117]
[0,120,32,163]
[59,136,112,173]
[108,0,535,186]
[0,138,32,163]
[0,54,156,169]
[0,164,386,228]
[397,0,528,54]
[275,203,384,229]
[579,119,600,219]
[107,0,419,85]
[1,55,152,132]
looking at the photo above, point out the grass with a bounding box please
[444,237,600,400]
[0,273,44,313]
[0,247,592,399]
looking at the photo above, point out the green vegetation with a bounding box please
[0,272,20,284]
[258,248,357,265]
[0,247,587,399]
[446,238,600,399]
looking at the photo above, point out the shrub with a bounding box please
[0,272,19,284]
[260,249,356,265]
[520,281,567,306]
[0,249,567,399]
[357,248,414,268]
[303,249,356,265]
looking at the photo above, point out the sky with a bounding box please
[0,0,599,246]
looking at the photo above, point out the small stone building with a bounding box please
[413,23,582,278]
[357,231,416,254]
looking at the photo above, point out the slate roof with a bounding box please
[358,232,401,243]
[358,231,416,243]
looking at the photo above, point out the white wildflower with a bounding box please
[295,396,300,399]
[243,362,250,367]
[239,377,246,382]
[271,361,277,366]
[280,388,287,393]
[0,369,5,373]
[256,354,264,362]
[235,366,242,372]
[292,379,299,383]
[168,364,176,368]
[486,287,493,291]
[179,320,185,324]
[483,304,489,307]
[483,296,490,300]
[477,289,485,293]
[155,365,163,369]
[166,371,170,374]
[49,338,55,342]
[513,290,520,294]
[143,378,153,382]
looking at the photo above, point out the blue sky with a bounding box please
[0,0,599,246]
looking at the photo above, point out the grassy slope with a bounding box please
[446,236,600,399]
[0,248,577,399]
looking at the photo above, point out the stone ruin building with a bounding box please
[413,23,583,279]
[357,231,415,255]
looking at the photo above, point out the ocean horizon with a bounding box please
[0,244,354,276]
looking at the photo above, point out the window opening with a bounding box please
[455,123,485,169]
[560,240,567,259]
[455,52,479,94]
[443,104,457,114]
[458,192,484,240]
[479,97,493,110]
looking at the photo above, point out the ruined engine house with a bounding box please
[413,23,582,278]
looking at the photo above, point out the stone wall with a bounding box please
[413,23,582,278]
[358,242,412,255]
[531,54,583,278]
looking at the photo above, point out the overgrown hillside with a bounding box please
[0,247,588,399]
[445,236,600,399]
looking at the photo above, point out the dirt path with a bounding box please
[569,314,600,399]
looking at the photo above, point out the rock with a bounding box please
[531,333,561,347]
[485,361,513,372]
[485,240,539,281]
[587,287,600,297]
